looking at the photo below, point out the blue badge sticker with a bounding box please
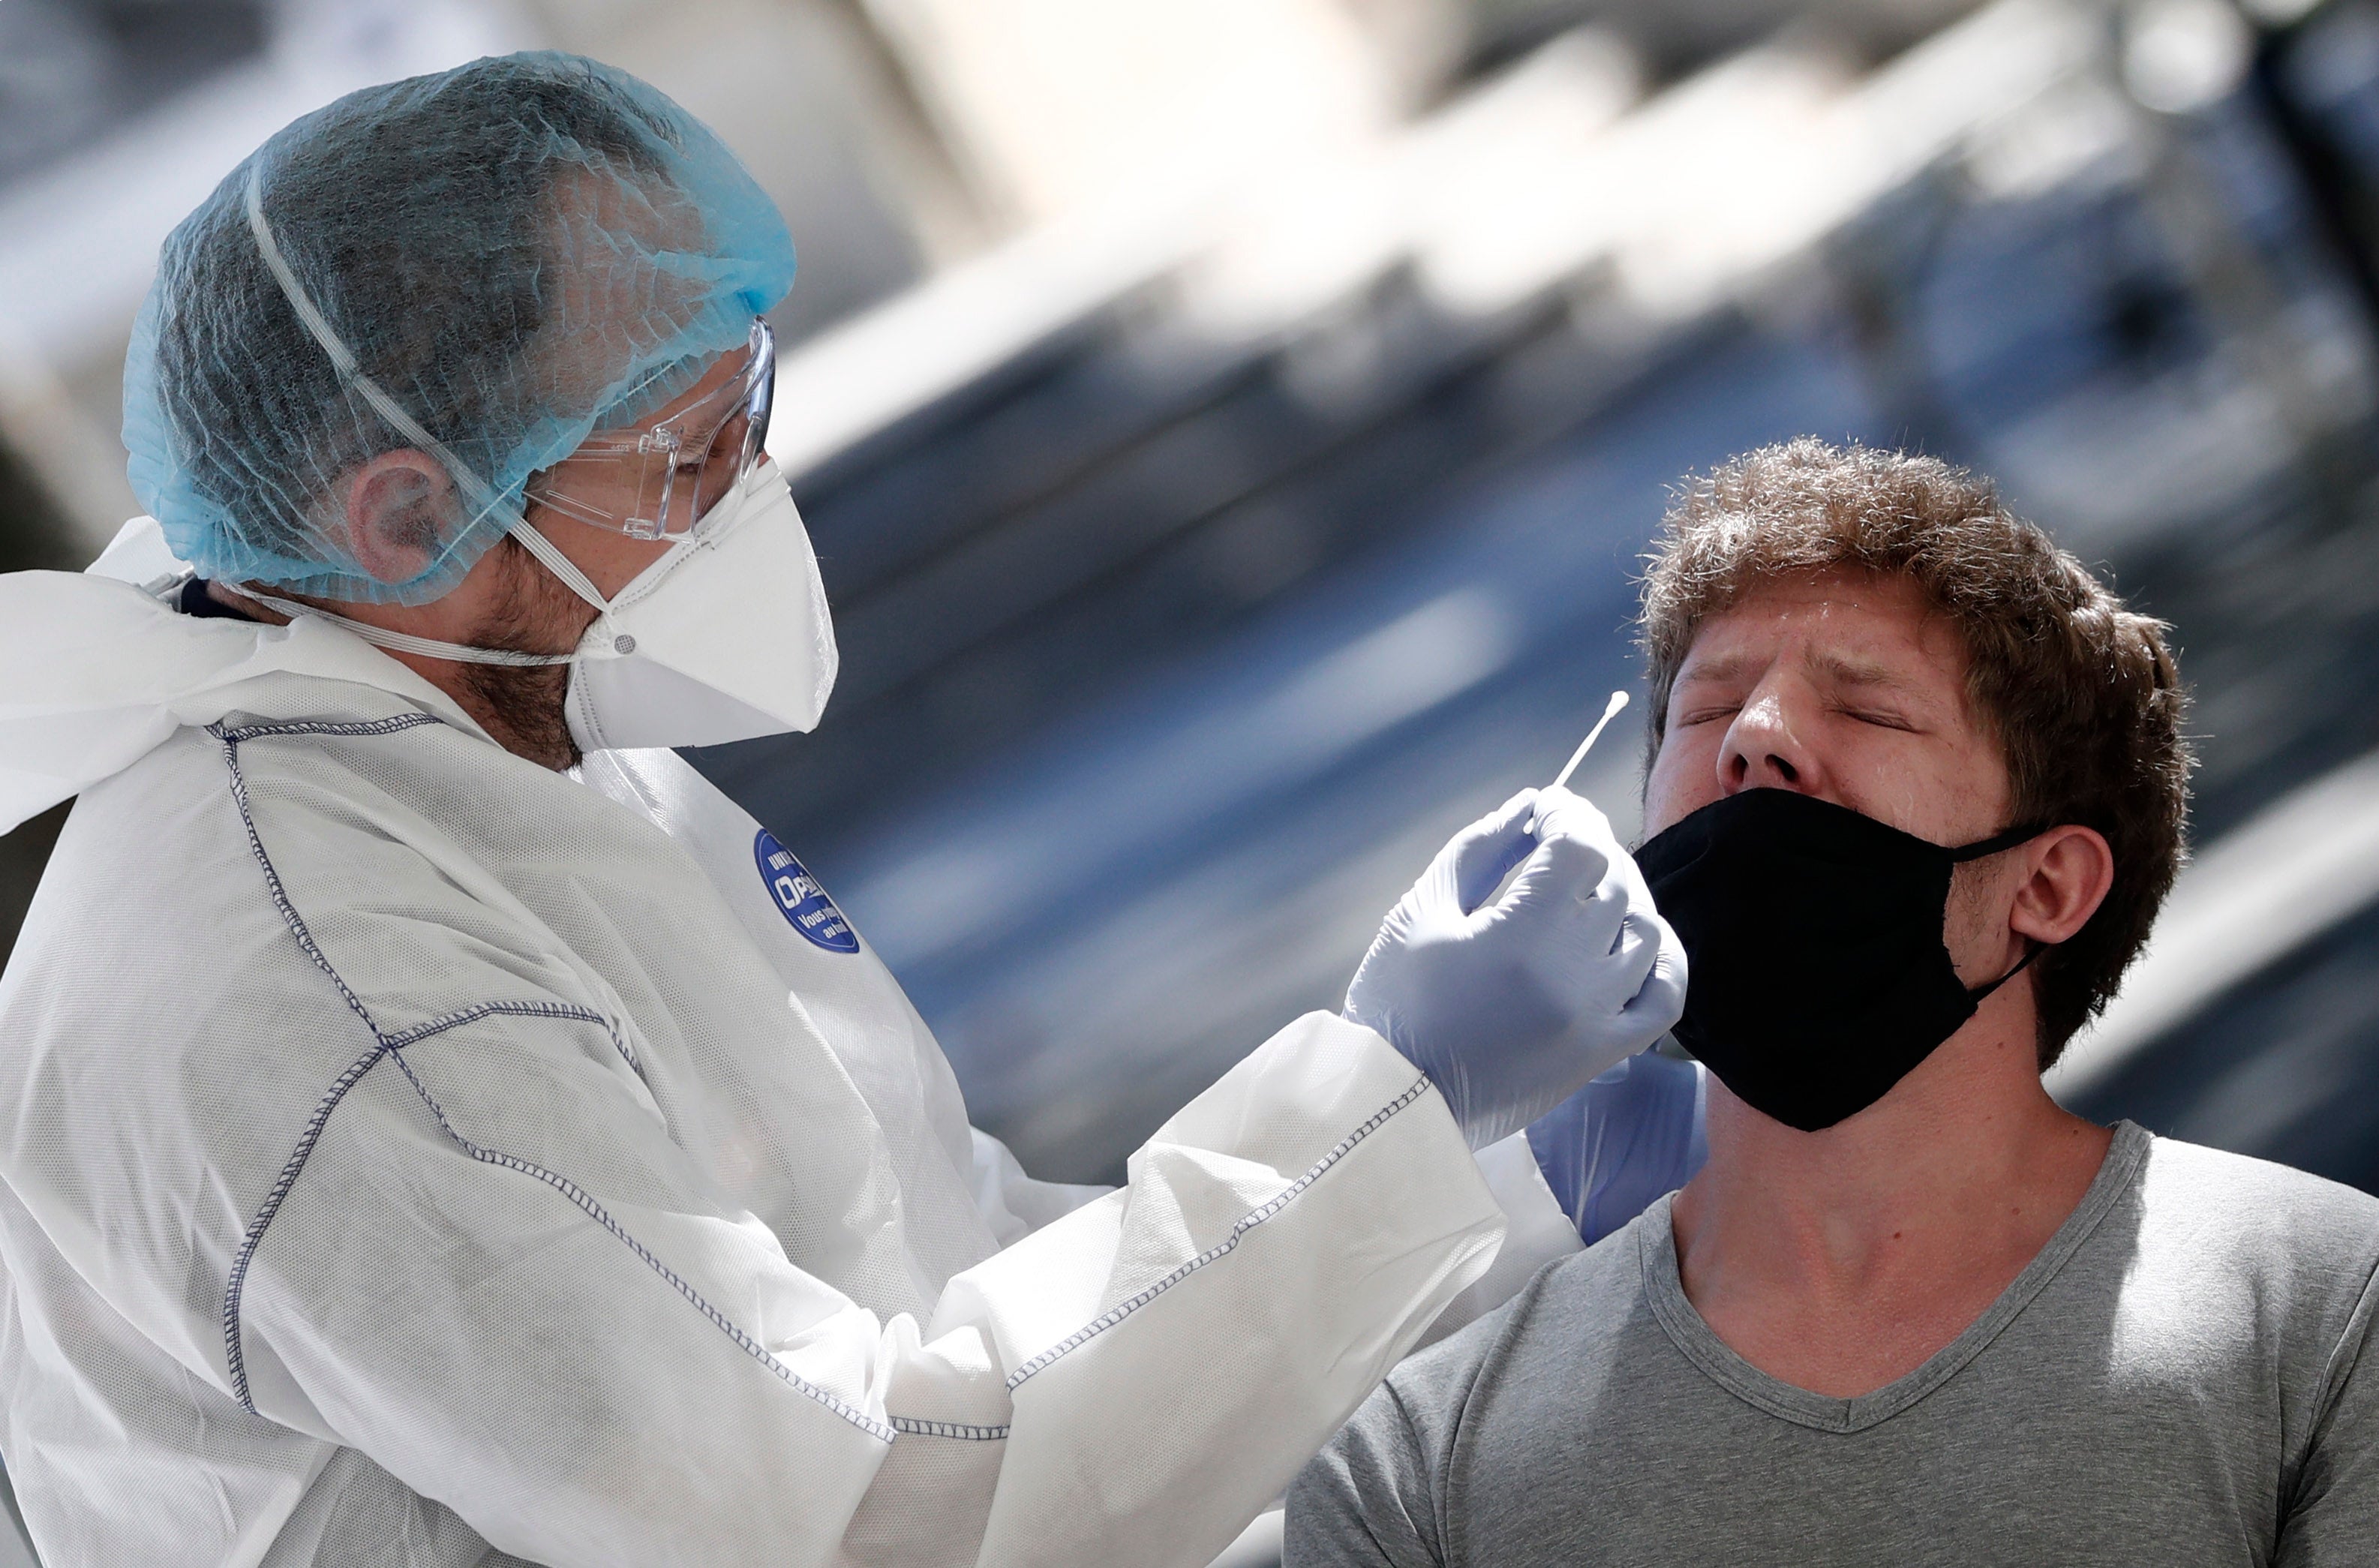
[753,830,860,954]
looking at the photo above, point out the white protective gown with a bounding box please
[0,523,1583,1568]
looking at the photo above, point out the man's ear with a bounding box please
[2010,825,2115,946]
[341,450,455,585]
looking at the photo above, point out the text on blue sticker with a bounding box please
[753,830,860,954]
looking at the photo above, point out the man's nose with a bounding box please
[1718,688,1816,795]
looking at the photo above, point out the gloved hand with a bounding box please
[1344,786,1687,1149]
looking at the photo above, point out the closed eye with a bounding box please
[1675,704,1740,727]
[1835,704,1919,732]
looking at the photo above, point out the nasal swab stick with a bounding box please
[1525,690,1630,839]
[1550,690,1630,794]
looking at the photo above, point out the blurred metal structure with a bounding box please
[707,0,2379,1192]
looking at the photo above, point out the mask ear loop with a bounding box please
[1967,939,2043,1003]
[1948,821,2051,861]
[506,515,619,624]
[1948,822,2053,1002]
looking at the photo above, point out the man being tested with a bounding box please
[0,53,1693,1568]
[1290,439,2379,1564]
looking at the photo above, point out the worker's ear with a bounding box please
[2008,825,2115,947]
[341,449,455,586]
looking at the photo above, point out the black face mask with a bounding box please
[1634,789,2041,1133]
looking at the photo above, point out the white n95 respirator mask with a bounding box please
[547,459,838,753]
[251,459,840,754]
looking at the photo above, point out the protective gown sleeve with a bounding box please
[966,1125,1110,1245]
[235,1000,1506,1568]
[963,1126,1575,1329]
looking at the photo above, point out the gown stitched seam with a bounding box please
[208,721,896,1444]
[380,1043,898,1443]
[888,1416,1010,1440]
[1005,1073,1437,1392]
[590,766,1011,1443]
[385,999,647,1084]
[221,1039,388,1415]
[212,713,447,745]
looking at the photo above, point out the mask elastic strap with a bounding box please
[246,166,619,649]
[1948,822,2050,862]
[1949,822,2054,1002]
[245,168,524,553]
[503,518,616,621]
[239,590,574,667]
[1968,939,2044,1004]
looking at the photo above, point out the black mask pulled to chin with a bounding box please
[1634,789,2043,1133]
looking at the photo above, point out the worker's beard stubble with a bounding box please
[457,535,594,772]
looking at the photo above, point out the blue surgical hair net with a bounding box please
[122,51,797,605]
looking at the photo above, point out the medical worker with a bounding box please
[0,54,1692,1568]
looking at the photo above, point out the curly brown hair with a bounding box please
[1640,438,2192,1068]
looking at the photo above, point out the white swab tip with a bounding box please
[1541,689,1635,810]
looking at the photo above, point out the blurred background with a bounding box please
[5,0,2379,1556]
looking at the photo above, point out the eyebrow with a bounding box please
[1674,651,1761,686]
[1807,650,1927,697]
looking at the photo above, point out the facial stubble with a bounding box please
[456,536,598,771]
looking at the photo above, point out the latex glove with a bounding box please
[1527,1052,1707,1245]
[1344,786,1687,1149]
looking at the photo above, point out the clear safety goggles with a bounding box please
[525,317,776,540]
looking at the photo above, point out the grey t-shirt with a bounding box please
[1289,1124,2379,1566]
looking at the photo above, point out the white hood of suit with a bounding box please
[0,517,483,834]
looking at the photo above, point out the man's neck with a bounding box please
[1669,994,2113,1399]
